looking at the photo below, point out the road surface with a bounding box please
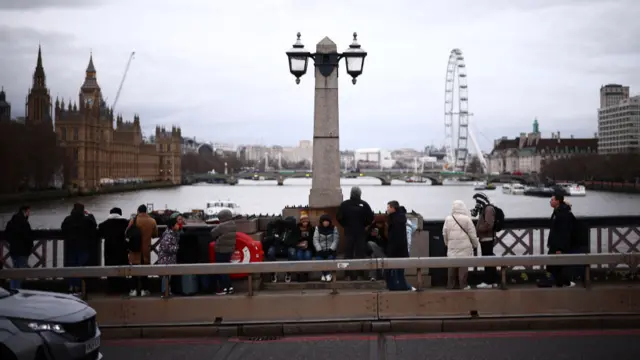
[102,329,640,360]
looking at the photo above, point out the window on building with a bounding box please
[73,148,79,161]
[60,127,66,141]
[73,128,79,141]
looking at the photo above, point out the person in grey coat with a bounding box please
[210,209,237,295]
[313,214,340,282]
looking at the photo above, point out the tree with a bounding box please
[466,156,483,174]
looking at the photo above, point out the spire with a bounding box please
[533,117,539,134]
[37,44,43,69]
[86,51,96,73]
[32,45,46,88]
[0,86,5,102]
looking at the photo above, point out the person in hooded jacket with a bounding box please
[265,216,299,283]
[337,186,374,280]
[211,209,237,295]
[385,201,415,291]
[313,214,340,282]
[442,200,479,290]
[5,205,33,290]
[61,203,98,295]
[98,207,130,293]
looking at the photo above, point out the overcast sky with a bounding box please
[0,0,638,151]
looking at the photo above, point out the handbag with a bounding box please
[452,215,475,247]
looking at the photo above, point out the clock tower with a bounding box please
[79,52,101,112]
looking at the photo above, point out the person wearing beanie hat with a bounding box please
[336,186,375,280]
[295,211,315,282]
[98,207,130,293]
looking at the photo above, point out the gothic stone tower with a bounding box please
[25,45,53,128]
[155,126,182,184]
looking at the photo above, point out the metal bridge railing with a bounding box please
[2,254,638,298]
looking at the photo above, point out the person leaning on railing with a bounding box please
[442,200,479,290]
[472,193,499,289]
[210,209,236,295]
[543,193,576,288]
[157,217,180,298]
[4,205,33,290]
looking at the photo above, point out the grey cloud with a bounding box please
[0,0,102,10]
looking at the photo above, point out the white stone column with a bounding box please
[309,37,343,207]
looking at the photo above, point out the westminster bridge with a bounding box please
[184,170,535,186]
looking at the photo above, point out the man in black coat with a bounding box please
[337,186,374,280]
[98,207,130,293]
[5,205,33,289]
[546,193,575,288]
[385,201,414,291]
[61,203,98,294]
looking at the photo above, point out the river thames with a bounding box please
[2,178,639,229]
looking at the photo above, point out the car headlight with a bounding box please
[11,319,66,334]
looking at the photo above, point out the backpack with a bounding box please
[570,213,589,249]
[490,205,505,232]
[126,216,143,252]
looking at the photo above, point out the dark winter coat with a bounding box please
[98,214,130,266]
[5,211,34,257]
[386,208,409,258]
[337,195,374,237]
[547,203,573,253]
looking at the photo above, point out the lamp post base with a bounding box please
[309,188,343,209]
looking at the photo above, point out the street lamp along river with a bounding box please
[286,32,367,85]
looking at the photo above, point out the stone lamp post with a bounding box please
[286,32,367,208]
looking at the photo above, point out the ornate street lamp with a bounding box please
[286,32,367,85]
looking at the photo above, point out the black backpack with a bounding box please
[490,205,505,232]
[570,213,589,249]
[125,216,142,252]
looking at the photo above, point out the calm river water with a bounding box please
[2,178,640,229]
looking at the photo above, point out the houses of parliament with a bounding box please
[0,46,182,191]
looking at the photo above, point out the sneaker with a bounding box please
[140,290,150,297]
[476,282,495,289]
[463,286,471,290]
[567,281,576,288]
[225,287,235,294]
[129,290,138,297]
[370,277,377,282]
[321,275,326,282]
[271,274,278,283]
[409,286,417,292]
[216,290,226,296]
[284,273,292,283]
[325,274,333,282]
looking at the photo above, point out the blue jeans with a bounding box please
[315,253,335,276]
[267,246,296,261]
[161,276,171,295]
[212,252,232,291]
[66,251,90,290]
[385,269,411,291]
[10,256,29,290]
[296,249,312,261]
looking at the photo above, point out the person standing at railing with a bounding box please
[313,214,340,282]
[210,209,237,295]
[126,204,158,297]
[366,214,388,281]
[442,200,479,290]
[472,193,499,289]
[61,203,98,295]
[98,207,130,294]
[337,186,374,280]
[5,205,33,290]
[385,201,415,291]
[157,217,180,298]
[544,193,576,288]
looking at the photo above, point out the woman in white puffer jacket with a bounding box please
[442,200,479,290]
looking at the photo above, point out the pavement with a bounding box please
[101,329,640,360]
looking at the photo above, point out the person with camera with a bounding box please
[471,193,500,289]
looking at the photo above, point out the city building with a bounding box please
[0,87,10,122]
[354,148,395,169]
[597,84,639,154]
[486,119,598,174]
[20,48,183,190]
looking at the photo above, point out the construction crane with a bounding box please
[111,51,135,112]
